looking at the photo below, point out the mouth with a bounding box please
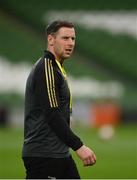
[65,49,72,54]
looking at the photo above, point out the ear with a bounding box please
[48,34,54,46]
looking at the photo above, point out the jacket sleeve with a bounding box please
[34,58,83,151]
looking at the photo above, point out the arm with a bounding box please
[35,58,83,150]
[35,58,96,165]
[48,107,83,151]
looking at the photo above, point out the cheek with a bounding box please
[56,45,63,52]
[54,40,66,54]
[56,42,64,51]
[54,45,63,56]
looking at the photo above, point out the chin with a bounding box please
[64,54,71,59]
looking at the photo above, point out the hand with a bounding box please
[76,145,96,166]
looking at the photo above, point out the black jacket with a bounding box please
[22,50,83,158]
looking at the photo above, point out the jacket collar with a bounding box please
[44,50,55,60]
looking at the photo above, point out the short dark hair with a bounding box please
[46,20,74,35]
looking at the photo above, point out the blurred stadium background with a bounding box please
[0,0,137,178]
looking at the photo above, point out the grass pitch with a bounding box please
[0,124,136,179]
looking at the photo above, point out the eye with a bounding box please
[63,36,69,40]
[62,36,76,41]
[71,37,75,41]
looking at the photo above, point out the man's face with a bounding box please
[52,27,76,60]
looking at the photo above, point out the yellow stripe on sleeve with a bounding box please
[45,59,53,107]
[49,60,58,107]
[45,58,58,108]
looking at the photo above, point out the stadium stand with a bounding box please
[0,0,137,122]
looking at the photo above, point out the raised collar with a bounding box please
[55,59,67,79]
[44,50,55,60]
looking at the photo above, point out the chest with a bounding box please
[57,70,70,101]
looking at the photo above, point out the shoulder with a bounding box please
[44,50,55,61]
[32,51,57,77]
[44,50,57,68]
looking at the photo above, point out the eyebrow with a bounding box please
[62,35,76,39]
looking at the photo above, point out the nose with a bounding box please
[68,38,75,46]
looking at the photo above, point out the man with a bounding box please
[22,20,96,179]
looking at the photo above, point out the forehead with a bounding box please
[57,27,75,36]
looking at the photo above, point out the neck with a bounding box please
[47,48,64,65]
[56,58,64,66]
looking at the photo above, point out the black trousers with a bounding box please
[23,155,80,179]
